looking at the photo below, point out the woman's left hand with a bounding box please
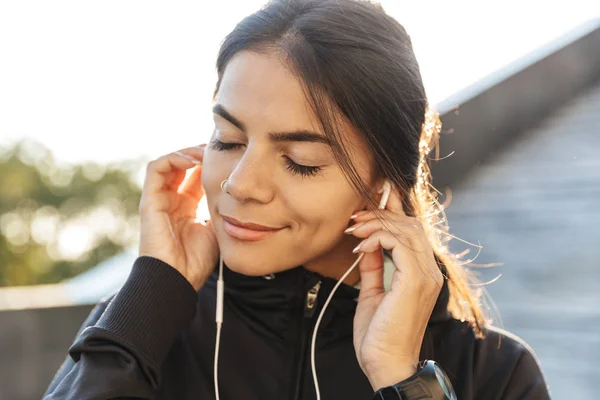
[347,187,444,391]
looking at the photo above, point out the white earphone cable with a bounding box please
[310,252,364,400]
[214,255,225,400]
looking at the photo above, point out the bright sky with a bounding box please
[1,0,599,164]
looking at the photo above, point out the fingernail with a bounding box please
[345,222,362,234]
[350,211,364,219]
[176,151,202,165]
[352,241,363,253]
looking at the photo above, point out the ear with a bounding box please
[370,176,387,195]
[352,178,394,213]
[363,177,391,210]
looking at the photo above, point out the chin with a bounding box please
[220,248,296,277]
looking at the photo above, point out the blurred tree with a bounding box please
[0,140,144,286]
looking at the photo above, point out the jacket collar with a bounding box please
[211,252,451,325]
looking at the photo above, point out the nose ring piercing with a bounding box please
[220,180,228,193]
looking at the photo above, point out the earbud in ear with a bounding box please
[377,179,392,210]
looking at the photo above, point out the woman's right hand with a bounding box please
[138,144,219,291]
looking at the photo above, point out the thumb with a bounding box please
[357,247,385,299]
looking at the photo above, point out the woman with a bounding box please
[44,0,551,399]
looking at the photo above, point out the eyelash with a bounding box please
[209,139,322,178]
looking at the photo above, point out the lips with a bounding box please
[221,216,282,231]
[221,215,285,242]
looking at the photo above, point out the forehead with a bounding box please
[214,50,373,172]
[215,50,319,132]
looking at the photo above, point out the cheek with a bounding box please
[285,180,359,230]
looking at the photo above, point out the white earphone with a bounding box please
[213,179,393,400]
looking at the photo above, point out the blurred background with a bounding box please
[1,0,599,398]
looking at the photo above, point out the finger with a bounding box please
[357,226,426,258]
[356,228,444,286]
[177,144,207,160]
[144,147,204,195]
[351,208,413,225]
[350,209,386,223]
[348,213,428,257]
[345,215,420,239]
[164,168,188,192]
[178,164,205,202]
[354,230,428,280]
[352,208,443,288]
[357,247,385,299]
[349,208,414,233]
[168,146,208,193]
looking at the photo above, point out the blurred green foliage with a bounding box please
[0,140,144,286]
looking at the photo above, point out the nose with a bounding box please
[225,146,275,204]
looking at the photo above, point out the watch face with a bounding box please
[433,363,457,400]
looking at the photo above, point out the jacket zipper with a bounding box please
[292,280,322,400]
[304,281,322,318]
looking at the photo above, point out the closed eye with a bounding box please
[208,139,322,178]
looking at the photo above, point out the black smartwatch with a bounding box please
[372,360,456,400]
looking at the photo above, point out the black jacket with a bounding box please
[43,256,551,399]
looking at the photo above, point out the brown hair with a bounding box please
[215,0,488,336]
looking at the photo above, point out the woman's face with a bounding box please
[202,50,375,276]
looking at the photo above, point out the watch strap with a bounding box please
[372,360,455,400]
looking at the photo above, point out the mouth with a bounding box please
[221,215,285,242]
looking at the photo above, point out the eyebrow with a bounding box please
[212,104,331,145]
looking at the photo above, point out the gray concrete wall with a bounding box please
[442,80,600,399]
[432,19,600,189]
[0,305,94,400]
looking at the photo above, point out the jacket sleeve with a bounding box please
[43,256,199,400]
[500,340,552,400]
